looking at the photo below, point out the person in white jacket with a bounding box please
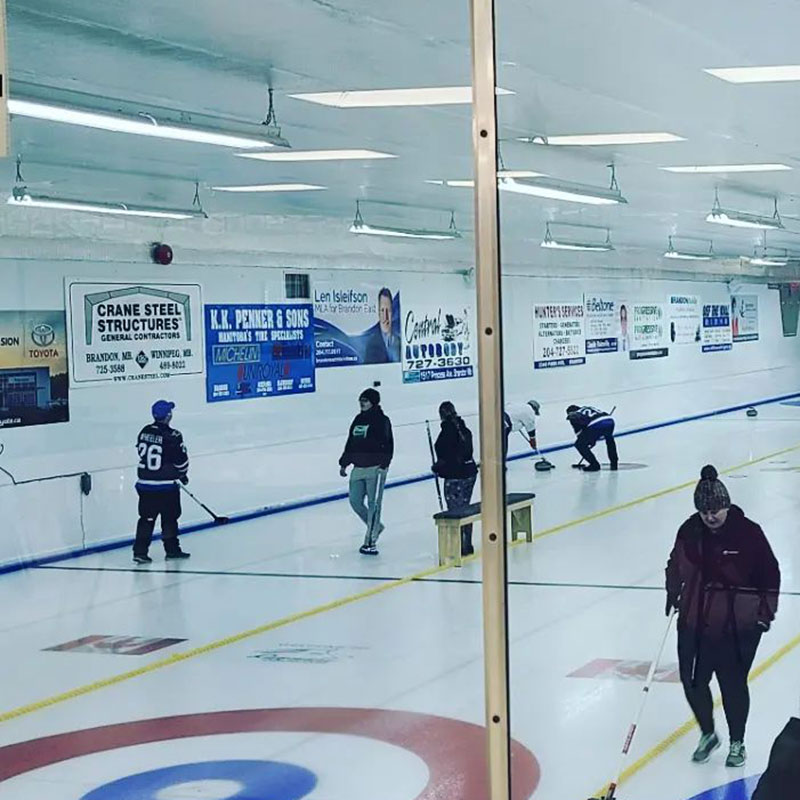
[503,399,540,459]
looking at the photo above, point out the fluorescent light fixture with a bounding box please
[237,148,395,162]
[664,236,713,261]
[289,86,514,107]
[426,170,546,189]
[8,191,203,220]
[8,99,284,149]
[661,163,791,174]
[498,170,546,179]
[541,223,613,252]
[541,238,613,252]
[211,183,325,193]
[521,132,684,146]
[706,208,783,230]
[706,210,783,230]
[705,65,800,84]
[664,249,712,261]
[706,191,783,231]
[747,255,788,266]
[499,175,626,206]
[350,222,459,240]
[349,202,461,240]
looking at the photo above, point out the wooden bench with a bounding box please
[432,492,535,567]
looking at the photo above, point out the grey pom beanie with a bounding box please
[694,464,731,513]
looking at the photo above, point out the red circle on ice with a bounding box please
[0,707,540,799]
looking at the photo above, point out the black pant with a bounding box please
[575,419,618,469]
[134,487,182,556]
[678,627,763,741]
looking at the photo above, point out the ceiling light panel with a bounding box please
[661,164,791,174]
[521,132,684,146]
[290,86,514,107]
[211,183,326,193]
[237,149,395,162]
[705,65,800,84]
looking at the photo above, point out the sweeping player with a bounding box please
[133,400,191,564]
[503,399,540,460]
[566,403,618,472]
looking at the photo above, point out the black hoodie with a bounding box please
[433,416,478,480]
[339,405,394,470]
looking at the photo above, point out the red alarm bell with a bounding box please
[151,243,173,265]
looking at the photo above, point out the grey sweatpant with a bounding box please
[349,466,387,547]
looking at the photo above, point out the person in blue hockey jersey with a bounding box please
[133,400,191,564]
[566,404,618,472]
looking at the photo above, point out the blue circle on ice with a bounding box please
[686,774,761,800]
[80,760,317,800]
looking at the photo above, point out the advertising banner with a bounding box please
[702,302,733,352]
[668,294,702,346]
[0,310,69,428]
[630,303,668,360]
[313,281,401,367]
[584,294,619,354]
[731,295,759,342]
[533,302,586,369]
[205,304,314,402]
[67,282,203,384]
[402,302,474,383]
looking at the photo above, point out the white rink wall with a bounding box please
[0,238,798,568]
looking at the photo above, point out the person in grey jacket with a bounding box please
[339,388,394,555]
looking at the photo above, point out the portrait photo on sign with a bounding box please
[313,280,401,367]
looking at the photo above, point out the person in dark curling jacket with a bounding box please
[339,388,394,556]
[133,400,191,564]
[666,465,780,768]
[432,401,479,556]
[565,404,618,472]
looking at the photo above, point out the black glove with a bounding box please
[665,593,679,617]
[179,475,189,486]
[757,619,771,633]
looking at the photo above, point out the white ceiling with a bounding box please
[7,0,800,276]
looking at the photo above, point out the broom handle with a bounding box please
[426,419,444,511]
[606,609,675,798]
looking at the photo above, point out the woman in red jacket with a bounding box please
[666,465,780,769]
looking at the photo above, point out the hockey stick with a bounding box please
[179,483,230,524]
[425,420,444,511]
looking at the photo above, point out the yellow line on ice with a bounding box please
[590,631,800,799]
[2,441,799,725]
